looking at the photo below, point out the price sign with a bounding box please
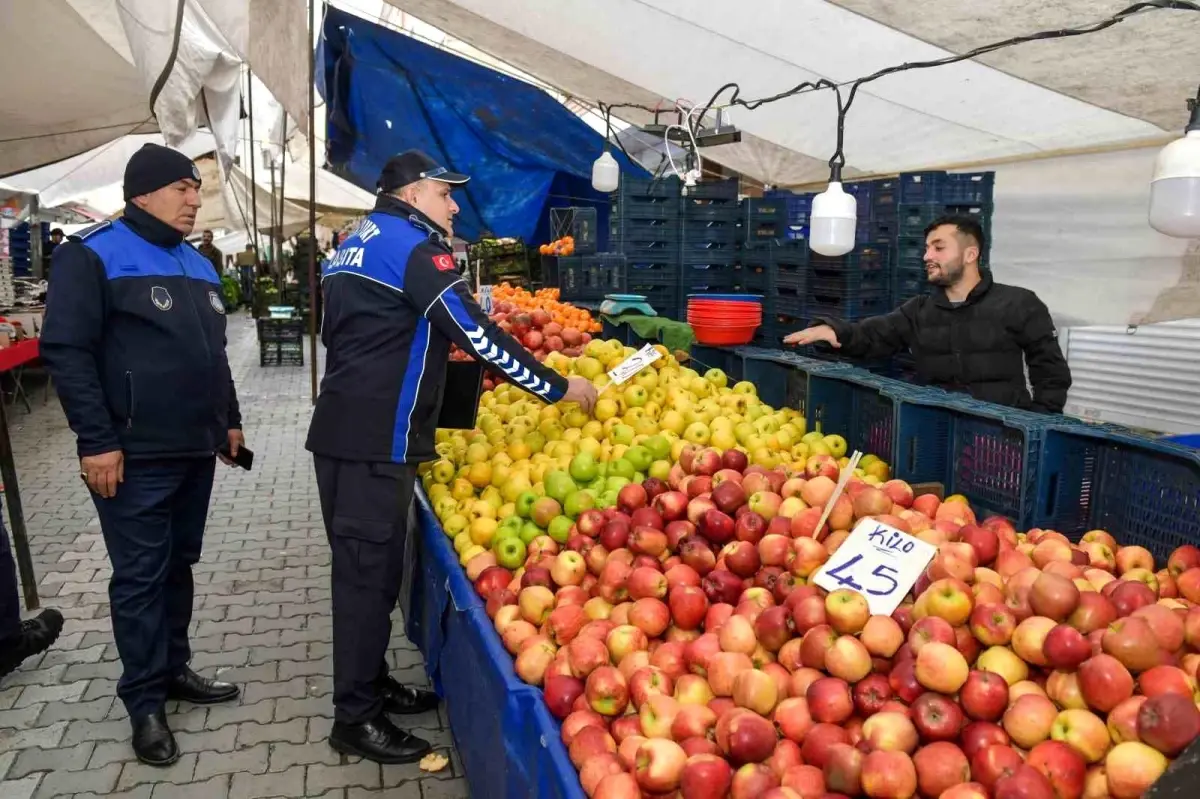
[607,343,662,385]
[479,284,494,314]
[812,518,937,616]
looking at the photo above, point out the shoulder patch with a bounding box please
[433,254,456,272]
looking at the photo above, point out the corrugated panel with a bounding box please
[1061,320,1200,434]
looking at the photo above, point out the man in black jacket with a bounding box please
[41,144,246,767]
[785,215,1072,413]
[306,150,596,764]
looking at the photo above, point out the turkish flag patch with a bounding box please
[433,254,456,272]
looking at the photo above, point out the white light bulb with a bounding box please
[1149,128,1200,238]
[810,181,857,256]
[591,151,620,193]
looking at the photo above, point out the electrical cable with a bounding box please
[689,0,1199,179]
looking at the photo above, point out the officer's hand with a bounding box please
[784,324,841,348]
[81,450,124,498]
[219,429,245,467]
[563,377,598,415]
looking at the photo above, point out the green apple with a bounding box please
[569,452,599,483]
[609,458,635,481]
[563,490,596,519]
[823,434,848,458]
[494,536,526,570]
[732,380,757,395]
[544,470,578,503]
[622,385,649,408]
[623,444,652,472]
[519,520,542,544]
[643,435,671,461]
[610,424,635,445]
[600,490,620,509]
[515,490,538,518]
[704,368,728,388]
[605,476,630,493]
[648,460,672,481]
[547,515,574,544]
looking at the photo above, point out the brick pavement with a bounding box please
[0,313,467,799]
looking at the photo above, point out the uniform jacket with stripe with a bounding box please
[40,206,242,459]
[305,195,568,464]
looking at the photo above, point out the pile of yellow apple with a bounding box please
[420,337,891,571]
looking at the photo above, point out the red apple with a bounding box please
[634,738,688,792]
[1078,655,1134,713]
[1044,624,1092,671]
[961,721,1011,760]
[1137,692,1200,756]
[860,750,918,799]
[680,753,733,799]
[961,669,1009,722]
[911,692,965,743]
[913,742,970,799]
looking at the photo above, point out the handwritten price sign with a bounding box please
[812,518,937,616]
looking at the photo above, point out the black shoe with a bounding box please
[329,713,433,765]
[378,675,440,716]
[0,608,64,680]
[166,666,240,705]
[131,709,179,766]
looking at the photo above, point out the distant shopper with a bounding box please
[197,229,223,273]
[0,514,63,681]
[785,214,1072,413]
[41,143,247,768]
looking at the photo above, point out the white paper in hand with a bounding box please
[812,518,937,616]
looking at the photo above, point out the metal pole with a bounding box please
[278,152,286,293]
[0,392,38,610]
[247,69,260,264]
[308,0,319,404]
[269,163,278,283]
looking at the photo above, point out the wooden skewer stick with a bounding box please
[813,450,863,543]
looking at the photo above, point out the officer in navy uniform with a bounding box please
[306,150,597,764]
[41,144,247,767]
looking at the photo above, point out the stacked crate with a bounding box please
[609,176,682,316]
[738,241,807,346]
[555,253,627,303]
[677,179,741,318]
[888,171,995,306]
[806,243,892,325]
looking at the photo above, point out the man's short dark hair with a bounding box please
[50,228,64,237]
[925,214,986,258]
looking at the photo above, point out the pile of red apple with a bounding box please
[450,302,593,364]
[471,443,1200,799]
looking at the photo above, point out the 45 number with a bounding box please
[825,554,900,596]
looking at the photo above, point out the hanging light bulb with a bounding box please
[1149,91,1200,238]
[592,149,620,193]
[810,173,857,257]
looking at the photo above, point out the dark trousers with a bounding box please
[93,457,215,717]
[0,514,21,644]
[313,455,416,724]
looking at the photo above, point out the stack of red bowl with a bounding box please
[686,294,764,345]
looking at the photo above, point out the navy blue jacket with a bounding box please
[306,196,567,464]
[41,206,241,459]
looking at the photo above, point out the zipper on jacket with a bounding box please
[124,371,134,429]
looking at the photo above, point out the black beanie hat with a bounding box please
[123,143,202,201]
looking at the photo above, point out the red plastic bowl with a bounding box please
[692,323,759,345]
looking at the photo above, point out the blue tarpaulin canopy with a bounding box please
[318,5,645,243]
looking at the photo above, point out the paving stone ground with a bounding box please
[0,313,467,798]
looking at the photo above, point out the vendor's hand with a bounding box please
[563,377,598,415]
[81,450,124,498]
[219,429,245,466]
[784,324,840,348]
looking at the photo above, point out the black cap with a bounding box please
[376,149,469,193]
[123,143,201,201]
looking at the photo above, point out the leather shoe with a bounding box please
[329,713,433,764]
[166,666,240,705]
[131,709,179,766]
[379,675,440,715]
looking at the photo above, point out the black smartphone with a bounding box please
[219,444,254,471]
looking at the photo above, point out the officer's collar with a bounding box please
[121,202,186,248]
[373,194,451,245]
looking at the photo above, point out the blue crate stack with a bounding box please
[738,241,807,347]
[555,253,627,303]
[7,222,47,277]
[678,178,741,318]
[609,175,683,316]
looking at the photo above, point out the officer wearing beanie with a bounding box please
[306,150,597,763]
[41,143,248,767]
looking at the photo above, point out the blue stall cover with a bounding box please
[318,5,645,243]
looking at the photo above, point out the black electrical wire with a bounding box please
[692,0,1200,178]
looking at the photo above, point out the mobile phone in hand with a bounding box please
[219,444,254,471]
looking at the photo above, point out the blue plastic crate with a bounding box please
[806,369,919,464]
[742,198,787,245]
[893,266,932,304]
[682,217,741,245]
[614,174,682,200]
[406,494,586,799]
[735,348,851,415]
[558,254,626,302]
[681,249,739,268]
[898,171,949,204]
[810,243,891,273]
[550,206,599,254]
[1033,425,1200,566]
[943,172,995,205]
[807,292,890,321]
[684,178,739,201]
[896,236,927,268]
[869,178,899,210]
[809,268,889,296]
[689,345,746,380]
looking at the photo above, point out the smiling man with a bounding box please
[784,214,1072,413]
[41,143,247,767]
